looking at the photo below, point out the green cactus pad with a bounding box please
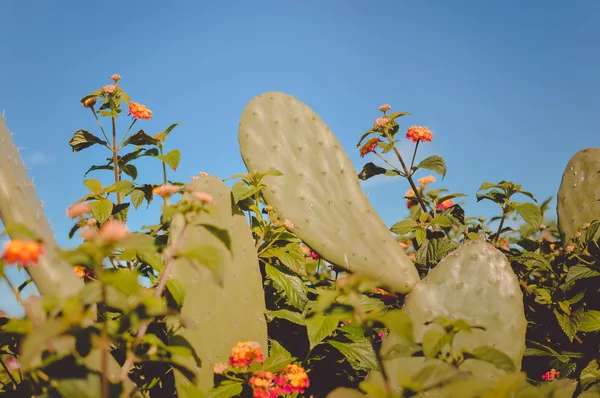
[169,175,268,390]
[0,116,84,298]
[557,147,600,244]
[238,92,419,293]
[380,240,526,384]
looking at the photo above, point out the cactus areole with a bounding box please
[557,147,600,244]
[238,92,419,294]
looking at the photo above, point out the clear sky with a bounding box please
[1,0,599,315]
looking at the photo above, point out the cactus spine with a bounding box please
[238,92,419,294]
[557,147,600,244]
[169,176,268,390]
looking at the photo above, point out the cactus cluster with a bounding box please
[168,176,268,390]
[557,147,600,244]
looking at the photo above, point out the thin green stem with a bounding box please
[410,140,421,170]
[373,151,405,176]
[117,118,137,150]
[383,130,428,213]
[0,356,18,387]
[257,229,285,256]
[111,116,121,205]
[492,209,508,245]
[90,107,111,144]
[159,146,169,206]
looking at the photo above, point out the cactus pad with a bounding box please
[0,116,84,298]
[380,240,526,384]
[238,92,419,293]
[557,147,600,244]
[169,175,268,390]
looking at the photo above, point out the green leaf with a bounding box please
[390,220,418,235]
[177,384,207,398]
[415,156,447,178]
[163,122,181,139]
[261,340,293,373]
[554,308,584,342]
[328,338,378,371]
[261,244,307,277]
[121,164,138,180]
[523,340,571,363]
[179,245,225,286]
[305,313,340,349]
[110,180,134,195]
[415,228,426,246]
[566,266,600,283]
[92,199,113,223]
[422,329,451,358]
[207,382,243,398]
[580,360,600,389]
[465,346,516,372]
[84,164,113,177]
[580,310,600,333]
[407,361,460,392]
[231,180,263,203]
[380,309,414,343]
[266,309,306,326]
[83,178,103,193]
[157,149,181,171]
[20,319,67,368]
[199,224,232,253]
[69,130,108,152]
[358,162,387,181]
[265,263,308,310]
[166,279,186,308]
[131,189,145,209]
[515,203,542,230]
[101,270,140,296]
[124,130,160,146]
[430,215,452,227]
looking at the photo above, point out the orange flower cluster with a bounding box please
[417,175,436,188]
[542,368,560,381]
[359,137,381,157]
[1,240,43,266]
[437,199,454,211]
[128,102,153,120]
[248,364,310,397]
[406,126,433,143]
[229,341,265,367]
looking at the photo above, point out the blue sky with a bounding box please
[1,0,599,315]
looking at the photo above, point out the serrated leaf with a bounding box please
[83,178,103,193]
[580,310,600,333]
[358,162,387,181]
[580,360,600,389]
[261,340,293,373]
[69,130,108,152]
[566,265,600,283]
[466,345,516,372]
[261,244,306,277]
[266,309,305,325]
[124,130,160,146]
[92,199,113,223]
[390,220,419,235]
[380,309,414,343]
[84,164,113,177]
[478,182,498,191]
[415,228,426,246]
[328,338,378,371]
[265,263,308,310]
[422,329,450,358]
[431,215,452,227]
[515,203,542,230]
[305,313,340,349]
[554,308,584,342]
[131,189,145,209]
[207,382,243,398]
[157,149,181,171]
[415,156,446,178]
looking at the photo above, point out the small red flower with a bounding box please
[2,240,43,266]
[359,137,381,157]
[310,250,319,260]
[406,126,433,143]
[542,368,560,381]
[438,199,454,211]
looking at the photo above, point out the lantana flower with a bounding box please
[229,341,264,367]
[406,126,433,143]
[1,240,43,266]
[417,175,436,188]
[128,101,153,120]
[359,137,381,157]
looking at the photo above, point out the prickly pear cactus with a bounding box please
[238,92,419,293]
[380,240,526,385]
[0,116,84,298]
[557,148,600,244]
[169,176,268,390]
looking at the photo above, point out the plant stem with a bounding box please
[101,278,109,398]
[492,209,508,245]
[373,152,405,176]
[409,140,420,170]
[160,146,169,206]
[119,222,190,380]
[90,108,111,144]
[0,356,18,387]
[111,116,121,205]
[383,130,428,213]
[117,119,137,149]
